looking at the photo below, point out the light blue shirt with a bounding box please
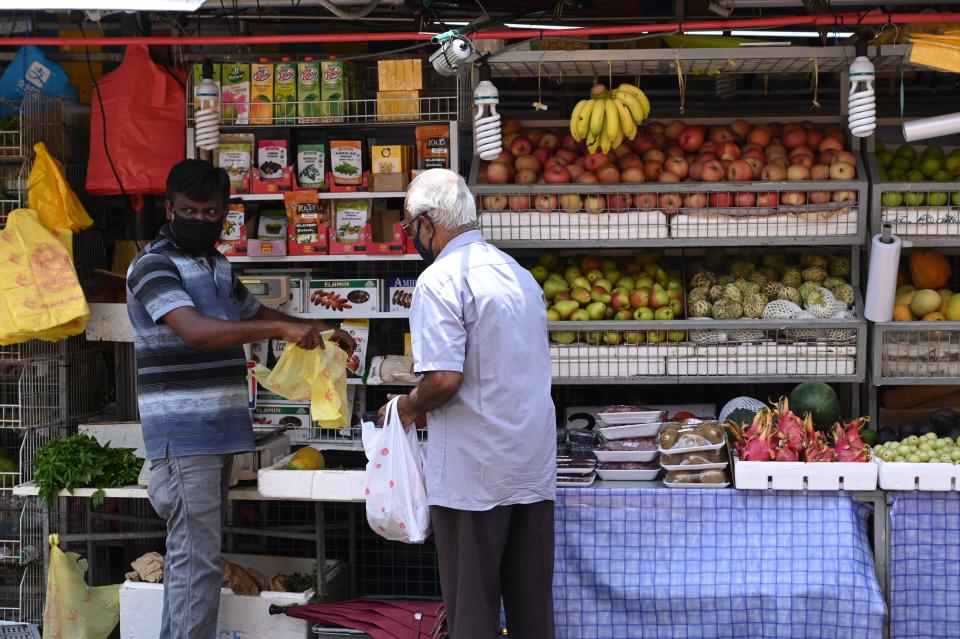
[411,230,557,511]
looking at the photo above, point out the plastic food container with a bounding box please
[660,448,729,471]
[657,421,726,454]
[598,422,663,440]
[594,437,659,463]
[557,472,596,487]
[663,468,729,488]
[598,407,666,425]
[556,457,597,476]
[596,461,661,481]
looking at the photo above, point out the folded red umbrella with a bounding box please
[281,599,445,639]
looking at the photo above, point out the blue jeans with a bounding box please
[147,454,233,639]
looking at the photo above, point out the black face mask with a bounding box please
[412,218,435,265]
[170,213,223,255]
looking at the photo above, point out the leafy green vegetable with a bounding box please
[34,434,142,507]
[285,572,315,593]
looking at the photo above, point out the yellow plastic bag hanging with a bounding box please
[28,141,93,233]
[255,337,349,428]
[0,209,89,345]
[42,534,121,639]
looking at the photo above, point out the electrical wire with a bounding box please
[312,0,384,20]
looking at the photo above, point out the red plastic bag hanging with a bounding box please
[86,45,186,198]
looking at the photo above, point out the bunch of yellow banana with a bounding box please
[569,83,651,154]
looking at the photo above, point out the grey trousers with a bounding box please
[431,500,556,639]
[147,454,233,639]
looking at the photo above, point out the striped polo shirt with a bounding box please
[126,226,261,460]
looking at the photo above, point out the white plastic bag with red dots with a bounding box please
[362,397,431,544]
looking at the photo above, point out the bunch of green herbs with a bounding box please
[35,434,142,507]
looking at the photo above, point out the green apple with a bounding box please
[603,332,624,345]
[654,307,675,321]
[667,330,686,343]
[668,298,684,316]
[923,144,945,160]
[945,156,960,173]
[895,144,917,161]
[952,192,960,206]
[633,307,654,321]
[877,150,894,168]
[904,192,926,206]
[623,331,645,345]
[907,170,926,182]
[928,192,949,206]
[646,330,668,344]
[933,170,954,181]
[891,157,912,172]
[881,192,903,207]
[920,157,942,179]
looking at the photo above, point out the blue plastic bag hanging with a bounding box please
[0,46,76,113]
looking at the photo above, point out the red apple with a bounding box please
[810,163,831,180]
[502,118,522,135]
[743,148,766,163]
[630,133,657,155]
[806,129,823,151]
[666,144,685,159]
[678,126,705,153]
[561,133,580,151]
[576,171,599,184]
[665,120,687,140]
[726,160,752,182]
[747,127,772,148]
[664,157,689,179]
[761,164,787,181]
[515,169,538,184]
[508,194,530,211]
[830,161,855,180]
[621,166,646,183]
[767,122,783,137]
[597,164,621,184]
[633,193,658,209]
[832,151,857,167]
[689,162,704,181]
[567,164,586,180]
[516,154,542,173]
[613,143,632,158]
[808,191,831,204]
[642,149,666,164]
[503,133,519,149]
[709,127,734,144]
[559,194,582,213]
[782,128,808,150]
[771,157,790,170]
[510,136,533,156]
[735,192,757,207]
[818,149,838,165]
[527,129,545,145]
[658,170,680,183]
[659,193,682,214]
[534,193,558,212]
[538,132,560,150]
[482,194,508,211]
[757,192,779,207]
[710,192,735,208]
[700,160,726,182]
[790,154,814,169]
[584,195,605,214]
[695,152,717,164]
[730,119,752,140]
[780,191,807,206]
[573,156,585,167]
[819,136,844,153]
[765,144,787,158]
[486,162,512,184]
[618,154,643,170]
[544,164,572,184]
[787,165,811,181]
[607,193,630,211]
[744,157,764,178]
[646,121,665,136]
[583,153,608,173]
[533,147,552,166]
[717,142,741,161]
[643,162,664,181]
[683,193,709,208]
[788,146,814,160]
[700,141,717,155]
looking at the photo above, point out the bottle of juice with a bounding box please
[250,58,274,125]
[274,57,297,125]
[297,57,321,124]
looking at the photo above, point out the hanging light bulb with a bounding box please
[848,39,876,138]
[194,59,221,152]
[474,62,502,161]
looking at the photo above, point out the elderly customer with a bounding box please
[381,168,557,638]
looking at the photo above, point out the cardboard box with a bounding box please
[371,145,413,174]
[306,279,380,317]
[377,90,420,122]
[369,172,410,193]
[367,210,405,255]
[387,277,416,313]
[253,403,313,430]
[377,58,423,91]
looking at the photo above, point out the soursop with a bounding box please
[781,267,803,288]
[748,271,769,287]
[742,293,767,319]
[704,248,727,272]
[802,266,828,283]
[832,282,855,306]
[762,254,789,272]
[729,260,756,279]
[829,256,852,278]
[801,253,830,270]
[689,271,714,290]
[688,287,710,303]
[712,298,743,320]
[718,275,736,286]
[689,299,713,318]
[781,286,802,305]
[708,285,726,303]
[723,284,743,303]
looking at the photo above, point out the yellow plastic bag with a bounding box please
[255,337,349,428]
[0,209,89,345]
[28,142,93,232]
[42,534,120,639]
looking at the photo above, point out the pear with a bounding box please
[586,302,607,321]
[553,300,579,320]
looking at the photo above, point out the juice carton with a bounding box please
[220,63,250,125]
[192,62,220,113]
[250,59,274,125]
[297,58,321,124]
[320,59,348,123]
[274,58,298,126]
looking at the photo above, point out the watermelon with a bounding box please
[726,407,759,427]
[788,382,842,432]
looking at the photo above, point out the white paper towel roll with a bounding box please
[864,231,902,322]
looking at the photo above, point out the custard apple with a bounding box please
[748,271,769,287]
[802,266,828,283]
[740,281,761,296]
[717,275,736,287]
[742,293,767,319]
[822,276,845,291]
[704,248,727,272]
[729,260,756,279]
[688,287,710,303]
[723,284,743,303]
[708,285,726,303]
[689,271,714,290]
[801,253,830,270]
[762,254,788,272]
[689,299,713,318]
[764,281,785,299]
[781,286,802,305]
[712,298,743,320]
[829,256,852,278]
[832,282,855,306]
[759,266,780,282]
[781,267,803,287]
[799,281,820,302]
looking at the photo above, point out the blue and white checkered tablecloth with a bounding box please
[889,492,960,639]
[554,487,886,639]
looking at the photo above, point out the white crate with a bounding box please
[481,210,669,241]
[257,450,366,501]
[876,458,960,491]
[733,455,877,490]
[120,555,342,639]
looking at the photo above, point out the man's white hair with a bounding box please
[405,168,476,229]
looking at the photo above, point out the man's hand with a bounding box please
[279,322,326,350]
[378,394,423,429]
[327,327,356,355]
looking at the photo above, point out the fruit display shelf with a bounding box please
[872,321,960,385]
[867,147,960,245]
[546,310,866,385]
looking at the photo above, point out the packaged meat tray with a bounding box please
[556,457,597,476]
[593,437,659,463]
[557,472,596,488]
[597,421,662,440]
[596,461,661,481]
[597,406,666,425]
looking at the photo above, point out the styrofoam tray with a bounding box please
[598,422,662,439]
[556,464,597,476]
[660,461,728,472]
[598,410,664,425]
[658,439,726,455]
[596,467,661,481]
[733,454,877,491]
[557,472,596,488]
[663,481,730,489]
[593,449,658,463]
[257,450,366,501]
[876,458,960,491]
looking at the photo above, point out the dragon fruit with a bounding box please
[774,397,809,454]
[833,419,870,462]
[773,444,800,462]
[739,420,777,461]
[806,432,838,462]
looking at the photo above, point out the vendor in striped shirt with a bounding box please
[126,159,354,639]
